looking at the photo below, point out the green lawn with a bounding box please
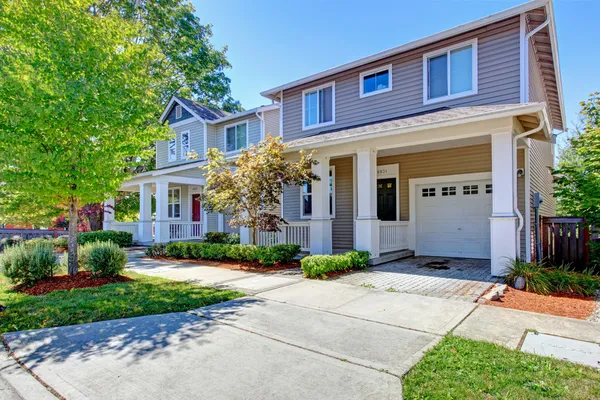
[403,335,600,400]
[0,272,244,333]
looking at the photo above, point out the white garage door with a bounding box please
[416,179,492,259]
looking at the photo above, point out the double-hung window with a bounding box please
[423,39,477,104]
[301,167,335,218]
[302,82,335,130]
[225,121,248,153]
[168,187,181,219]
[168,137,176,162]
[360,65,392,98]
[181,130,190,158]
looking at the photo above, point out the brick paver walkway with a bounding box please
[333,257,497,302]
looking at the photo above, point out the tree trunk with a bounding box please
[252,226,257,246]
[67,198,79,276]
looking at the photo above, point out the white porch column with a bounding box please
[309,156,332,255]
[154,181,170,243]
[490,132,518,276]
[138,183,153,242]
[355,149,380,258]
[102,198,115,231]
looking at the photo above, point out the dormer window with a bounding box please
[302,82,335,130]
[360,65,392,98]
[175,105,182,119]
[423,39,478,104]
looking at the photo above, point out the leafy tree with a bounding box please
[200,136,318,244]
[0,0,170,274]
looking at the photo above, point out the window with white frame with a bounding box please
[303,83,334,129]
[175,105,182,119]
[360,65,392,98]
[225,122,247,153]
[168,137,176,162]
[181,130,190,158]
[424,39,477,104]
[168,187,181,219]
[301,167,335,218]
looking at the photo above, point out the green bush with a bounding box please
[53,235,69,248]
[203,232,240,244]
[59,242,96,272]
[301,250,370,279]
[145,243,167,257]
[0,235,24,251]
[163,242,301,266]
[0,241,57,285]
[259,244,301,266]
[504,258,551,295]
[87,241,127,278]
[78,231,133,247]
[226,244,263,262]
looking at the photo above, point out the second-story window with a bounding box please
[225,121,247,153]
[175,105,182,119]
[181,130,190,158]
[423,39,478,104]
[168,137,176,162]
[303,82,334,130]
[360,65,392,98]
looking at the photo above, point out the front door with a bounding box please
[377,178,396,221]
[192,194,202,222]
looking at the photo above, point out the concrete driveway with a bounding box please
[2,280,478,400]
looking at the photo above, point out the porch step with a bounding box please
[368,249,414,266]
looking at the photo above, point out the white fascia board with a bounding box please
[159,96,206,124]
[260,0,548,99]
[206,104,280,125]
[545,0,567,131]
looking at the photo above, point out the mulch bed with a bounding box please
[482,287,597,320]
[15,271,132,296]
[148,256,300,273]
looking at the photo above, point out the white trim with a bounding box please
[359,64,393,98]
[223,120,249,154]
[408,172,492,252]
[180,130,190,158]
[218,214,224,232]
[206,104,279,125]
[422,39,478,105]
[160,97,205,124]
[301,81,336,131]
[279,91,284,139]
[167,137,176,162]
[188,191,203,223]
[524,145,532,262]
[167,186,182,220]
[175,105,182,119]
[377,164,400,222]
[168,119,197,129]
[519,13,528,103]
[300,165,335,219]
[203,121,208,158]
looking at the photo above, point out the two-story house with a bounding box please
[108,0,564,276]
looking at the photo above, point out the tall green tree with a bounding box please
[200,136,318,244]
[0,0,170,274]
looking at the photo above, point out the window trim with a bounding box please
[223,120,249,154]
[301,81,336,131]
[175,105,182,119]
[167,187,182,220]
[359,64,393,98]
[167,137,176,162]
[422,38,478,105]
[300,166,335,219]
[180,130,190,158]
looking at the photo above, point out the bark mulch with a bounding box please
[16,272,132,296]
[149,256,300,273]
[483,287,596,320]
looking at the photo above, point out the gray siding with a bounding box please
[264,108,280,138]
[212,115,262,153]
[156,120,204,169]
[165,103,194,125]
[528,41,546,103]
[170,168,205,179]
[223,215,240,234]
[529,139,556,261]
[282,16,521,142]
[331,157,354,251]
[517,149,526,259]
[207,213,218,232]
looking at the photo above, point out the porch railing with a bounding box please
[379,221,409,253]
[257,222,310,252]
[169,222,204,241]
[111,222,140,241]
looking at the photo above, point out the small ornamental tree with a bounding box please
[201,136,319,244]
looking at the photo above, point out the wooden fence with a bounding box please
[541,217,590,269]
[0,228,65,241]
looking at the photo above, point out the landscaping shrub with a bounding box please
[163,242,301,266]
[301,250,370,279]
[145,243,167,257]
[203,232,240,244]
[0,235,24,251]
[0,241,57,285]
[504,258,551,295]
[87,241,127,278]
[259,244,301,266]
[78,230,133,247]
[59,241,96,272]
[54,235,69,248]
[225,244,263,262]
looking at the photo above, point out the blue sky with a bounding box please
[193,0,598,135]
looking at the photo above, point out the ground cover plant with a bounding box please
[301,250,370,279]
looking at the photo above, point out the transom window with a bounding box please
[463,185,479,195]
[360,65,392,98]
[225,122,248,153]
[181,130,190,158]
[442,186,456,196]
[175,105,182,119]
[424,39,477,104]
[168,188,181,219]
[303,83,334,129]
[301,167,335,218]
[168,137,176,162]
[422,187,436,197]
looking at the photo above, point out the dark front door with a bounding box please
[377,178,396,221]
[192,194,202,222]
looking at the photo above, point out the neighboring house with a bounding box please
[109,0,563,276]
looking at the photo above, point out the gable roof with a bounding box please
[174,97,231,121]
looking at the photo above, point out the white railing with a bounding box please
[110,222,139,241]
[169,222,204,241]
[379,221,409,253]
[257,222,310,251]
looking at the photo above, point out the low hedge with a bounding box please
[301,250,370,279]
[78,231,133,247]
[164,242,301,267]
[203,232,240,244]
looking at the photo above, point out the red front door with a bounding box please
[192,194,202,222]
